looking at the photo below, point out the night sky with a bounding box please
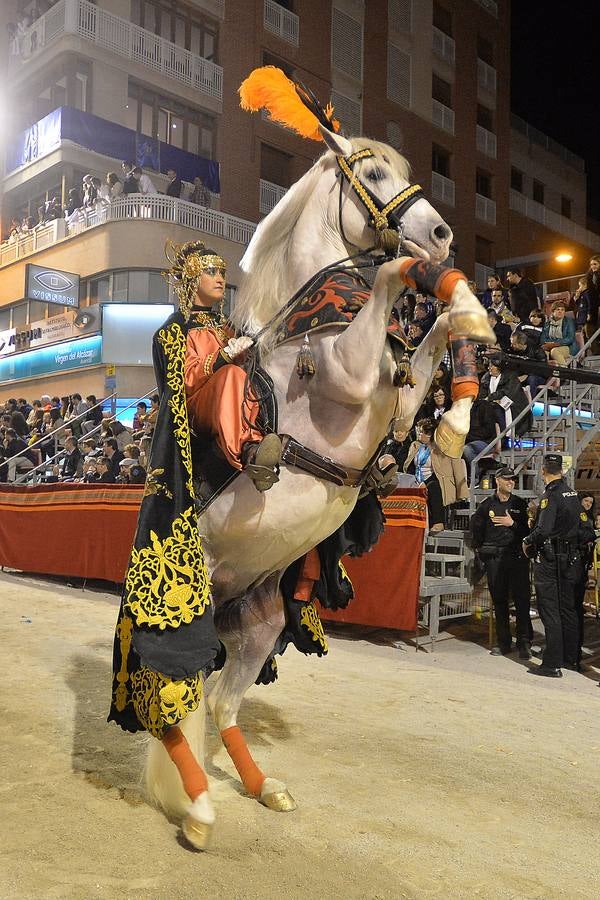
[510,1,600,223]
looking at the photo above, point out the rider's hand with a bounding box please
[224,336,254,360]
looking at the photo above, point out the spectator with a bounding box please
[132,166,157,194]
[540,300,577,367]
[412,301,435,337]
[116,457,136,483]
[462,390,499,475]
[81,437,101,460]
[54,436,83,481]
[166,168,182,198]
[65,187,83,220]
[572,276,592,353]
[1,428,36,482]
[517,309,545,350]
[431,361,451,396]
[407,321,424,347]
[82,175,97,207]
[480,273,507,311]
[189,176,211,207]
[506,268,540,323]
[128,463,147,485]
[144,394,160,433]
[509,330,546,399]
[82,394,103,434]
[123,443,141,461]
[139,435,152,468]
[586,254,600,351]
[480,353,532,439]
[95,455,115,483]
[122,161,139,195]
[132,401,148,433]
[17,397,32,419]
[26,399,42,429]
[10,410,30,438]
[107,172,123,198]
[487,309,512,353]
[426,387,452,423]
[102,438,124,478]
[110,419,132,452]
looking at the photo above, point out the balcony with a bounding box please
[475,193,496,225]
[264,0,300,46]
[477,58,497,93]
[431,171,455,207]
[431,99,455,135]
[510,190,600,250]
[476,125,497,159]
[0,196,256,270]
[432,26,455,65]
[10,0,223,102]
[259,179,288,215]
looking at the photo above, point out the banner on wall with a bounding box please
[0,335,102,384]
[0,307,100,359]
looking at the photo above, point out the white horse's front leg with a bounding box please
[393,312,451,439]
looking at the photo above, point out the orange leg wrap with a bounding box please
[294,548,321,602]
[220,725,266,797]
[397,258,467,305]
[451,379,479,402]
[162,725,208,801]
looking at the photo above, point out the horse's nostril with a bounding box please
[433,223,451,242]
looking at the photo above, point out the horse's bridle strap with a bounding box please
[336,149,424,232]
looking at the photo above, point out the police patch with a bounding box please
[580,512,588,521]
[489,509,495,518]
[540,499,548,509]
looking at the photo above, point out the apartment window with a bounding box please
[260,144,292,188]
[12,304,28,328]
[533,179,545,204]
[28,300,48,323]
[128,82,217,158]
[432,144,451,178]
[0,308,10,330]
[388,0,412,33]
[332,8,363,81]
[387,44,411,108]
[561,195,572,219]
[131,0,219,62]
[433,2,452,36]
[432,73,452,108]
[476,168,492,198]
[511,167,523,193]
[477,34,494,65]
[262,51,294,78]
[23,60,91,127]
[475,236,493,267]
[82,270,169,305]
[477,104,494,131]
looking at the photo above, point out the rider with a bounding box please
[168,240,282,491]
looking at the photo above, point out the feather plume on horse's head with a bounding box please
[239,66,341,142]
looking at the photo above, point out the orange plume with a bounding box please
[239,66,339,141]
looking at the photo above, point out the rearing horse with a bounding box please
[145,125,494,848]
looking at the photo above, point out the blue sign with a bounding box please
[26,263,80,308]
[0,335,102,384]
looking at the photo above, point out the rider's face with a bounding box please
[194,267,226,307]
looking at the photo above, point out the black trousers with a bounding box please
[574,564,589,663]
[485,552,533,650]
[534,550,580,668]
[425,475,444,528]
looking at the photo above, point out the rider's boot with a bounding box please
[242,433,282,492]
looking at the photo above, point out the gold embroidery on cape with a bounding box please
[143,467,174,500]
[114,614,133,712]
[338,559,351,585]
[124,506,210,629]
[300,601,329,653]
[158,324,195,497]
[130,667,203,739]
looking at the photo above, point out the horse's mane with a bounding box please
[232,137,411,338]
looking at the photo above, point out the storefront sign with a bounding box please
[0,335,102,384]
[0,328,16,356]
[25,263,80,308]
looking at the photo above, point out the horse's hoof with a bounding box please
[260,789,297,812]
[181,814,213,851]
[449,312,495,344]
[434,419,466,459]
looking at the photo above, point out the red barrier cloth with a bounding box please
[0,483,143,582]
[318,488,427,631]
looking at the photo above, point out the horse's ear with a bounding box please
[319,125,353,157]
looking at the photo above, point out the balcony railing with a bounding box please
[431,171,455,207]
[264,0,300,46]
[475,193,496,225]
[477,57,497,93]
[432,26,455,64]
[0,197,256,270]
[10,0,223,101]
[431,99,454,135]
[509,190,600,250]
[259,179,288,215]
[476,124,497,159]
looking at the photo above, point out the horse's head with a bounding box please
[320,128,453,265]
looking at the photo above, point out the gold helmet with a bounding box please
[163,240,227,319]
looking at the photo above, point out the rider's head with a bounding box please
[164,240,227,318]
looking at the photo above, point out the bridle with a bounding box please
[336,148,425,252]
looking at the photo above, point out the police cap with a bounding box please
[495,466,516,479]
[543,453,562,468]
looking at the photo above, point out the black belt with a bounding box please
[280,434,373,488]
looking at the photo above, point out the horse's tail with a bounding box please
[144,697,207,819]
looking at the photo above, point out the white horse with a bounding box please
[146,127,493,846]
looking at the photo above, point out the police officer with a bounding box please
[522,454,581,677]
[471,466,532,658]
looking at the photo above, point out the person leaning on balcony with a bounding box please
[122,161,138,194]
[540,300,577,366]
[133,166,157,194]
[106,173,123,198]
[166,169,183,199]
[189,176,211,208]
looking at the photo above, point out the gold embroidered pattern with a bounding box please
[124,506,211,629]
[203,352,214,376]
[338,559,351,585]
[300,602,329,653]
[143,467,174,500]
[130,667,203,739]
[158,323,195,496]
[114,614,133,712]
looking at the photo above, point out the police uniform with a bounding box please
[523,458,581,671]
[470,468,532,653]
[575,504,595,664]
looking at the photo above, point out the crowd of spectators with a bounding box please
[3,162,213,244]
[0,392,159,486]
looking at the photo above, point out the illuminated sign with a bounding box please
[25,263,80,308]
[0,335,102,384]
[0,328,16,356]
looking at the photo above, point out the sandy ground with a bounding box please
[1,569,600,900]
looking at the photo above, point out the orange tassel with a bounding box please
[239,66,339,141]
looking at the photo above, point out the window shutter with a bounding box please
[331,91,362,136]
[332,8,363,81]
[388,0,412,33]
[387,43,411,108]
[386,122,403,150]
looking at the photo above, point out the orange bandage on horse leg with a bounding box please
[294,548,321,602]
[162,725,208,801]
[221,725,266,797]
[451,379,479,402]
[398,258,467,305]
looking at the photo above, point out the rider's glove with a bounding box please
[223,336,254,360]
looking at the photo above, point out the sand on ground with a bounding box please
[1,569,599,900]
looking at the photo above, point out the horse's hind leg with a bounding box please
[208,575,296,811]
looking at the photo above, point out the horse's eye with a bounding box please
[366,168,385,183]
